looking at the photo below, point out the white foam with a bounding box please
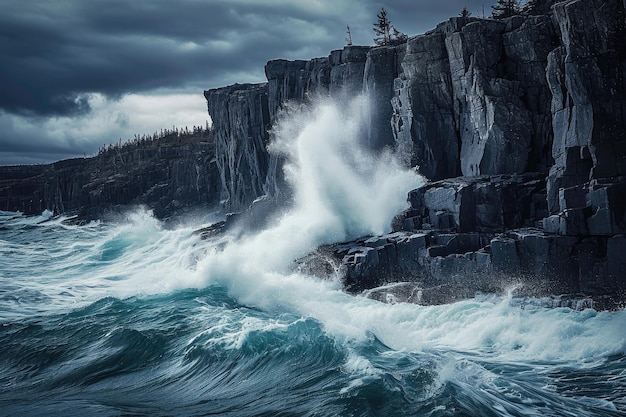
[9,93,620,368]
[91,210,209,297]
[339,349,383,395]
[0,209,213,319]
[197,95,421,291]
[190,94,626,365]
[9,209,53,226]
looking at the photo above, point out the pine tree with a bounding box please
[522,0,537,14]
[392,25,408,45]
[522,0,557,15]
[491,0,521,19]
[373,8,391,46]
[373,8,407,46]
[460,6,472,18]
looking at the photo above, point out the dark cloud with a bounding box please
[0,92,210,165]
[1,0,487,117]
[0,0,345,116]
[0,0,489,164]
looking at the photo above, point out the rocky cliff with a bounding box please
[204,0,626,307]
[205,0,624,211]
[0,132,220,220]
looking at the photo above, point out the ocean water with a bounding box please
[1,97,626,417]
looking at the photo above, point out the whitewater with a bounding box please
[1,97,625,417]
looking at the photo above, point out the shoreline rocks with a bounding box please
[293,171,625,310]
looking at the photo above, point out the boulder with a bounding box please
[395,174,546,233]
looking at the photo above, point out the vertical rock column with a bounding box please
[364,45,399,150]
[204,84,271,211]
[445,18,533,177]
[328,46,371,95]
[392,26,459,179]
[545,0,626,235]
[501,15,559,173]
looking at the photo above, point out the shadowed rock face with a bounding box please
[545,0,626,225]
[0,133,220,221]
[203,0,624,216]
[204,84,271,212]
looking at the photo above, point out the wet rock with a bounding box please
[491,236,520,274]
[207,0,626,309]
[395,174,547,234]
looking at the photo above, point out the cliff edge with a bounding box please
[0,131,220,220]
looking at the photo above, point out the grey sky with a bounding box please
[0,0,489,165]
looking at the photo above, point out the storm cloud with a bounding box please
[1,0,488,164]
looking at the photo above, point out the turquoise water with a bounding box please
[1,211,625,416]
[2,97,625,416]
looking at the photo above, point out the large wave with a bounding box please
[194,95,420,314]
[190,95,626,363]
[2,95,626,416]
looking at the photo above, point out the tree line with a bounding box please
[97,122,212,156]
[367,1,557,47]
[489,0,557,19]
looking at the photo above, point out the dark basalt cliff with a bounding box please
[0,133,220,220]
[204,0,625,212]
[204,0,626,307]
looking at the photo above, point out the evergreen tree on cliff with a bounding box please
[491,0,521,19]
[373,8,407,46]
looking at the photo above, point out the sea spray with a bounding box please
[269,95,420,239]
[0,210,212,319]
[196,94,423,320]
[193,95,626,359]
[188,90,626,409]
[2,221,626,415]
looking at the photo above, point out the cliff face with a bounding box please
[204,0,625,219]
[0,133,220,220]
[204,0,626,306]
[203,46,377,210]
[204,84,271,212]
[545,0,626,232]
